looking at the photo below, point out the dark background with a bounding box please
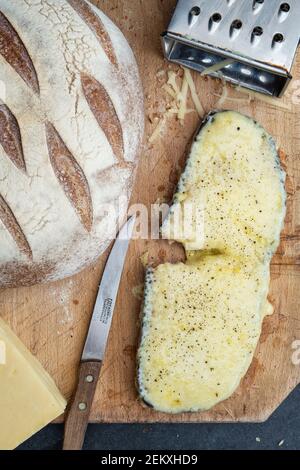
[19,385,300,450]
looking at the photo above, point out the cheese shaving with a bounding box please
[215,82,291,111]
[152,67,204,142]
[166,108,180,114]
[162,84,177,100]
[167,108,195,115]
[149,109,175,143]
[183,68,204,116]
[167,71,180,95]
[216,85,229,107]
[177,74,189,123]
[235,86,292,111]
[201,59,234,76]
[215,88,249,107]
[149,117,166,144]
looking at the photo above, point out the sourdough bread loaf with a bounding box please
[0,0,144,287]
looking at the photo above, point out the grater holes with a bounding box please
[188,6,201,26]
[209,13,222,32]
[231,19,242,30]
[190,6,201,16]
[251,26,263,45]
[278,3,290,22]
[212,13,222,23]
[252,0,264,13]
[253,26,263,36]
[280,3,290,13]
[273,33,284,43]
[230,19,242,39]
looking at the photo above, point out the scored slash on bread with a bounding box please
[81,72,124,165]
[0,10,40,94]
[0,103,26,173]
[45,121,93,233]
[0,194,32,260]
[137,111,286,413]
[67,0,118,68]
[0,0,144,287]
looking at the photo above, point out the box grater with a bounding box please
[162,0,300,97]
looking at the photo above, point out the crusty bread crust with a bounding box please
[0,0,144,287]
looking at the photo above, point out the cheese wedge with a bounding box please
[137,111,286,413]
[0,317,66,449]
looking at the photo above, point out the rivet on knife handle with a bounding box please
[63,361,102,450]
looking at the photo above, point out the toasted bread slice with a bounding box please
[137,111,286,413]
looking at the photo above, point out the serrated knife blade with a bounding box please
[63,216,136,450]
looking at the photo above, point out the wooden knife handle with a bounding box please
[63,360,102,450]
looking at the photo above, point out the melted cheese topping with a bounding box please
[138,111,286,413]
[162,112,286,261]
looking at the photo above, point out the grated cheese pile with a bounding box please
[149,62,292,145]
[149,68,204,143]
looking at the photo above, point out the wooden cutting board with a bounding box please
[1,0,300,423]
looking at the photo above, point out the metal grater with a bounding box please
[162,0,300,97]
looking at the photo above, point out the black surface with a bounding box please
[18,385,300,450]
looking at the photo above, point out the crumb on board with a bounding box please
[156,69,165,78]
[132,284,144,300]
[148,67,204,143]
[140,251,149,267]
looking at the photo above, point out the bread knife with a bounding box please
[63,216,136,450]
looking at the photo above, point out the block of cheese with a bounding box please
[137,111,286,413]
[0,317,66,449]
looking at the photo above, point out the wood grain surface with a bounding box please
[0,0,300,423]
